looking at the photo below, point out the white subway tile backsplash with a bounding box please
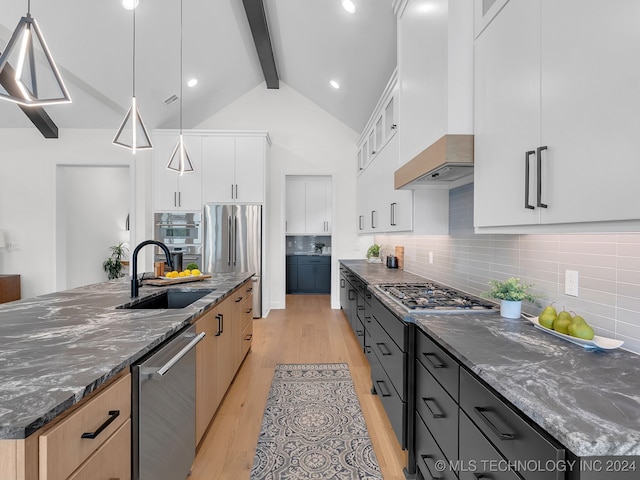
[373,185,640,354]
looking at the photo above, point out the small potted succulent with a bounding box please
[483,277,542,319]
[366,244,381,263]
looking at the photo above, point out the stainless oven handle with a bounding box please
[156,332,206,377]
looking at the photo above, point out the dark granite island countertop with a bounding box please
[0,272,252,439]
[339,259,640,458]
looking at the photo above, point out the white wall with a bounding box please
[197,82,368,309]
[0,129,147,298]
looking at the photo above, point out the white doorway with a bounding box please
[55,165,130,290]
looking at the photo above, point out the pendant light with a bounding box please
[166,0,194,175]
[113,2,153,153]
[0,0,71,106]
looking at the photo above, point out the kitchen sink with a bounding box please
[117,289,216,310]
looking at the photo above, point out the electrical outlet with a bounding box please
[429,252,434,264]
[565,270,579,296]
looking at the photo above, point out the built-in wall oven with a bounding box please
[154,212,202,270]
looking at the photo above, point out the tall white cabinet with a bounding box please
[474,0,640,230]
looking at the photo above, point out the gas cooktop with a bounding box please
[374,282,497,313]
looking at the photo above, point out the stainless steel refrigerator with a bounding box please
[203,204,262,318]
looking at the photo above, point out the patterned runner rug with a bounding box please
[250,363,382,480]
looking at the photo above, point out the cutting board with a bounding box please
[142,275,212,286]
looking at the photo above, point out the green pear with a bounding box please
[553,311,572,334]
[567,314,587,336]
[542,304,558,317]
[572,322,595,340]
[539,310,557,329]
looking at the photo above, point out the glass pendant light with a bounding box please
[166,0,194,175]
[0,0,71,106]
[113,2,153,153]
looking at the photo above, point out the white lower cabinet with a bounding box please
[474,0,640,231]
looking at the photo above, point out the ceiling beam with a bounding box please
[242,0,279,89]
[0,63,59,138]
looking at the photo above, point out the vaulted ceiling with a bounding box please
[0,0,396,135]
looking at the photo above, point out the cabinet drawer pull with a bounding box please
[474,406,515,440]
[375,380,392,397]
[245,308,252,314]
[365,315,372,323]
[357,305,364,311]
[356,329,363,337]
[422,397,445,419]
[422,352,445,368]
[81,410,120,439]
[235,296,243,303]
[473,474,488,479]
[340,278,345,288]
[348,289,356,301]
[244,334,253,341]
[536,145,548,208]
[376,342,392,356]
[215,314,223,336]
[524,150,535,210]
[420,455,442,480]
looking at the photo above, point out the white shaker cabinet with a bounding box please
[474,0,640,230]
[285,176,332,235]
[202,135,267,204]
[382,135,413,232]
[305,178,332,235]
[152,132,203,211]
[285,178,306,234]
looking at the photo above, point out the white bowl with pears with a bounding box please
[522,304,623,350]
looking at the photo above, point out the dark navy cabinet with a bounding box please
[287,255,330,294]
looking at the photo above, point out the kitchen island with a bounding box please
[0,272,252,441]
[340,259,640,479]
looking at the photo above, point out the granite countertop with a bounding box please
[339,259,640,458]
[0,272,252,440]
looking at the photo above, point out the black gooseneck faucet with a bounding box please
[131,240,173,298]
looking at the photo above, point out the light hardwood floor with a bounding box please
[190,294,407,480]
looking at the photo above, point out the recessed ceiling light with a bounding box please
[330,80,340,89]
[342,0,356,14]
[187,78,198,88]
[122,0,139,10]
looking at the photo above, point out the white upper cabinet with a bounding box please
[474,0,510,38]
[202,134,268,204]
[396,0,474,166]
[285,178,306,234]
[285,176,332,235]
[474,0,640,231]
[152,132,203,211]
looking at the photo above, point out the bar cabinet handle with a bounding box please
[525,150,535,210]
[537,145,548,208]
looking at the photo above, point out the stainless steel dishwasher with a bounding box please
[132,325,205,480]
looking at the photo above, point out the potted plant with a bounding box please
[103,243,128,280]
[366,244,381,262]
[483,277,542,319]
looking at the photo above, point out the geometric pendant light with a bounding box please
[166,0,194,175]
[0,1,72,107]
[113,3,152,153]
